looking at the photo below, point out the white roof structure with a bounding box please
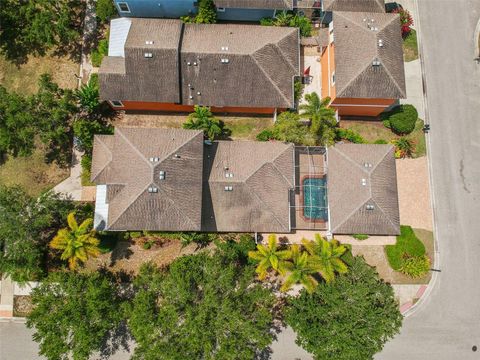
[108,18,132,57]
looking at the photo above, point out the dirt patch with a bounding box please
[0,54,79,95]
[13,296,33,317]
[84,238,207,275]
[0,143,69,197]
[353,228,434,285]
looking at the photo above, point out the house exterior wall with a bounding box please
[111,100,278,114]
[330,97,396,116]
[216,8,276,21]
[114,0,197,18]
[320,41,335,100]
[115,0,277,21]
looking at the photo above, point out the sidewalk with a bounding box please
[53,0,96,200]
[0,276,14,318]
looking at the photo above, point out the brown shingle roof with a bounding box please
[202,141,294,232]
[99,19,299,108]
[91,127,204,231]
[333,11,406,99]
[323,0,385,12]
[327,143,400,235]
[100,19,183,103]
[214,0,292,9]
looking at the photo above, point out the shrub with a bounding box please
[383,104,418,135]
[182,0,217,24]
[73,119,113,153]
[96,0,117,23]
[385,225,426,271]
[393,8,414,37]
[80,154,93,186]
[129,231,143,239]
[352,234,369,240]
[400,255,431,278]
[336,128,366,144]
[393,137,415,158]
[374,139,388,144]
[256,129,274,141]
[260,12,312,37]
[91,39,109,67]
[294,79,304,104]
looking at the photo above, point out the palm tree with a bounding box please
[76,78,99,114]
[302,234,348,283]
[273,11,293,26]
[280,244,320,294]
[183,105,223,140]
[50,212,100,270]
[248,234,291,280]
[299,92,337,146]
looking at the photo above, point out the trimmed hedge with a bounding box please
[385,225,426,271]
[352,234,369,240]
[382,105,418,135]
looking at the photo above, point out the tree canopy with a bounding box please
[299,93,337,146]
[0,0,83,63]
[26,271,124,360]
[0,185,76,282]
[285,257,402,360]
[272,111,313,145]
[128,239,276,359]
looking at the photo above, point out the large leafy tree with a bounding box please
[285,257,402,360]
[128,243,276,359]
[34,74,77,166]
[0,86,36,157]
[0,186,75,282]
[299,93,337,146]
[50,212,100,270]
[248,234,291,280]
[26,271,124,360]
[183,105,223,140]
[302,235,348,283]
[0,0,82,63]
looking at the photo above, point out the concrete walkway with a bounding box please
[400,59,425,119]
[0,276,14,318]
[53,0,96,200]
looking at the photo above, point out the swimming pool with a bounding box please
[303,177,328,220]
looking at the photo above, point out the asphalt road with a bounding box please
[377,0,480,359]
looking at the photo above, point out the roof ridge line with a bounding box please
[116,128,154,169]
[245,164,291,231]
[370,197,399,233]
[251,48,292,106]
[108,181,152,229]
[91,136,114,182]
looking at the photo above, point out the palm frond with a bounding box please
[67,212,78,231]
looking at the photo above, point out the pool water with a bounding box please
[303,177,328,220]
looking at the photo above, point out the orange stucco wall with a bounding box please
[110,101,277,115]
[331,97,396,116]
[320,42,336,101]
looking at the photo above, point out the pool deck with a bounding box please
[292,148,328,231]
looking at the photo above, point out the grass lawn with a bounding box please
[0,53,78,95]
[222,116,274,140]
[0,145,69,197]
[385,225,426,271]
[341,119,426,157]
[403,30,419,62]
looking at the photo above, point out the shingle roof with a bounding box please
[99,19,299,108]
[214,0,292,9]
[182,24,298,108]
[91,127,204,231]
[323,0,385,12]
[327,143,400,235]
[100,19,183,104]
[333,11,406,99]
[202,141,294,232]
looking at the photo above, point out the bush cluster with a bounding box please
[336,128,366,143]
[383,104,418,135]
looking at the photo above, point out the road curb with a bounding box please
[0,317,26,323]
[400,0,440,319]
[474,17,480,57]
